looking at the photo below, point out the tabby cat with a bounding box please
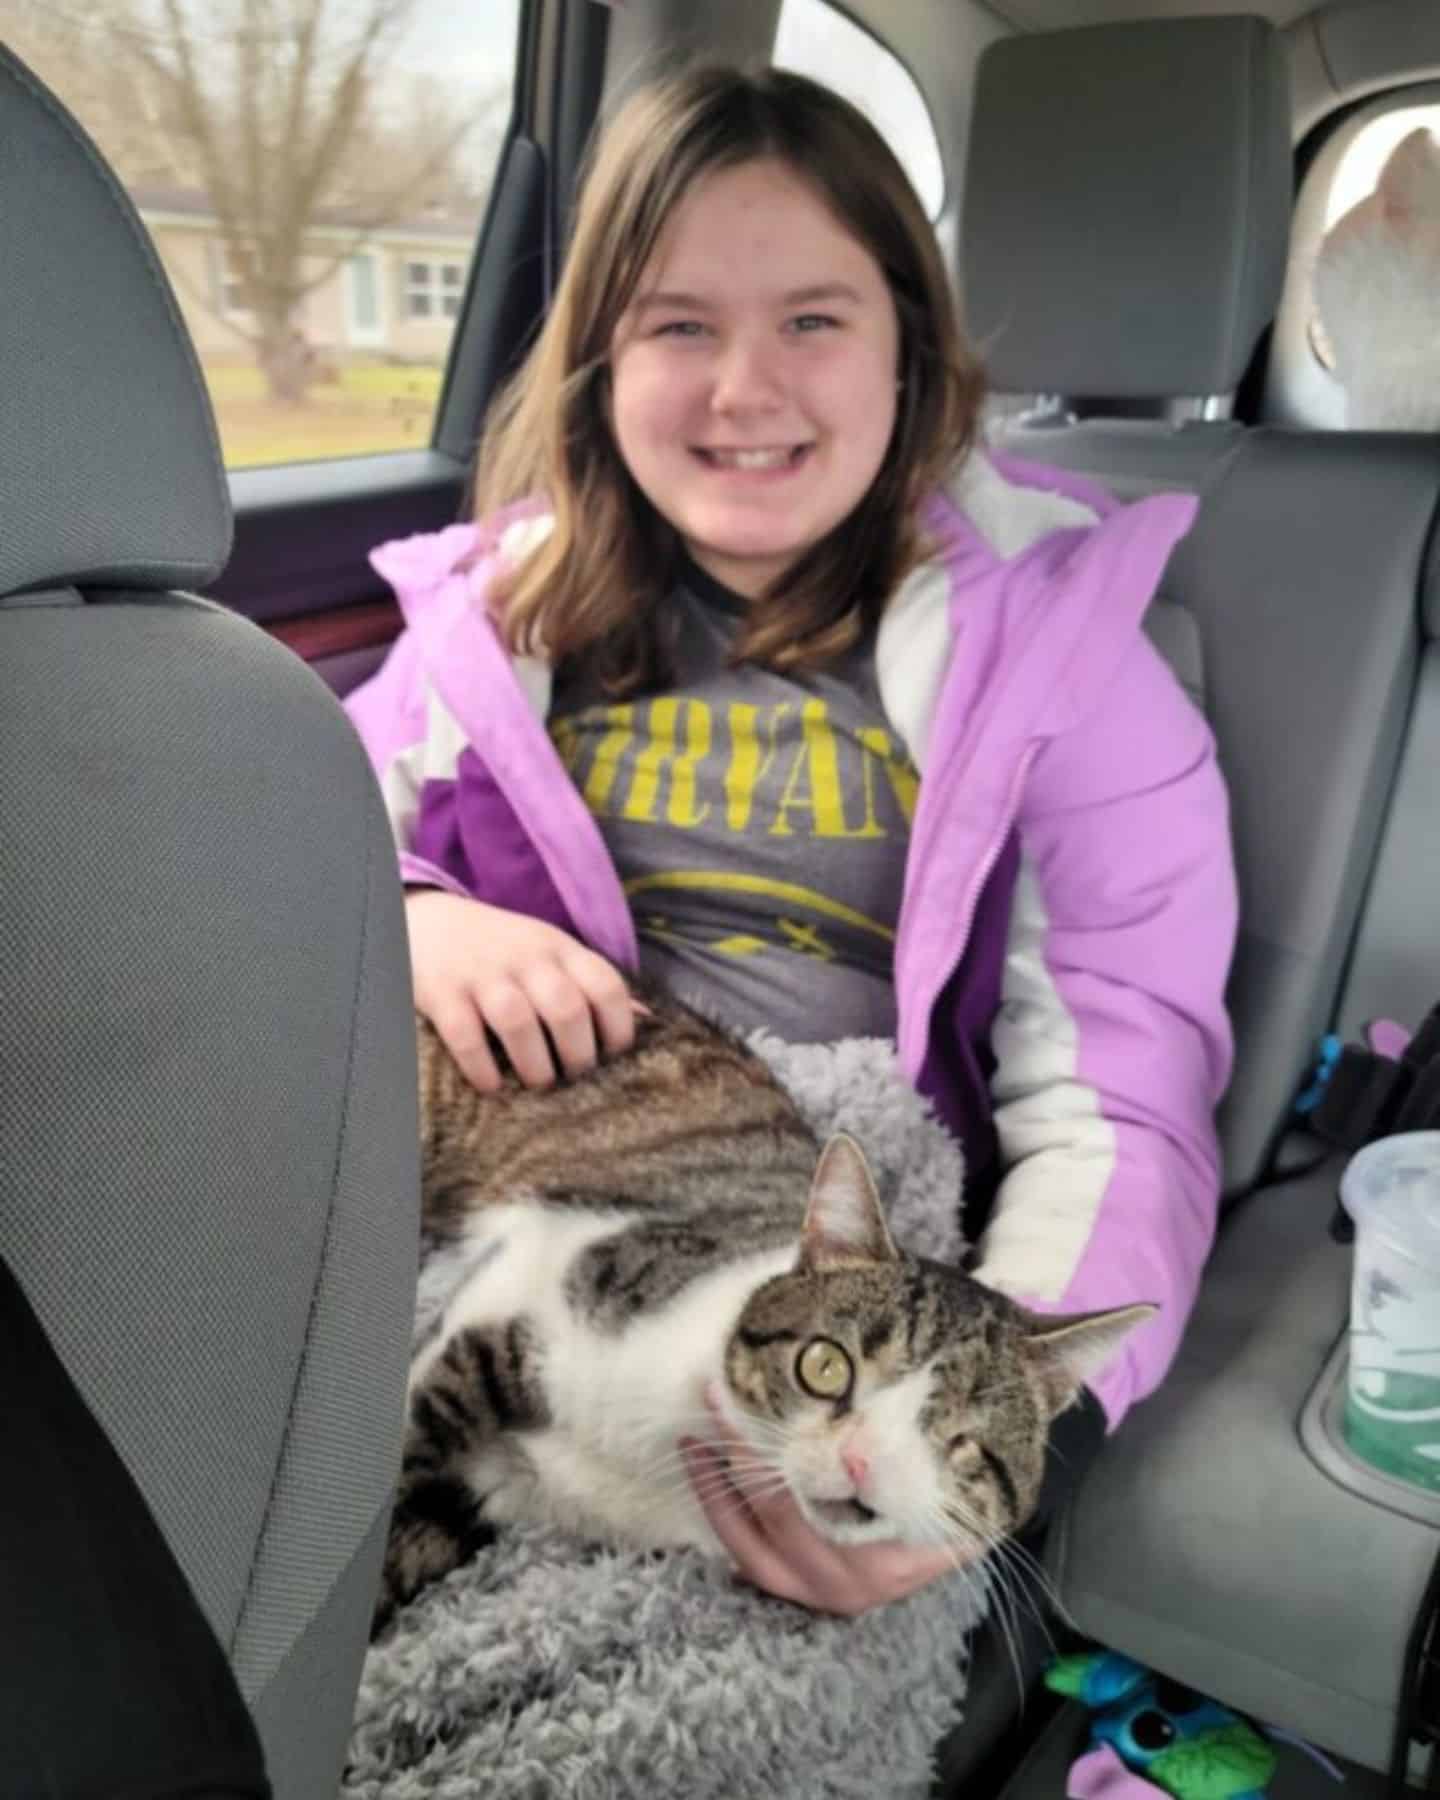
[377,993,1150,1633]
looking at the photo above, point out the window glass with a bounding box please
[1,0,522,469]
[773,0,945,221]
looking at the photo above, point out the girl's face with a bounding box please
[608,158,902,599]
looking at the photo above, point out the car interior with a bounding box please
[2,0,1438,1795]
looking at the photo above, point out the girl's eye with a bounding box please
[796,1337,853,1401]
[653,320,708,339]
[788,313,840,334]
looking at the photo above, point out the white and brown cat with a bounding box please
[377,992,1150,1634]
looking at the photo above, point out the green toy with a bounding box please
[1047,1649,1278,1800]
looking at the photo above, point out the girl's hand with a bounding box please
[405,889,637,1092]
[680,1390,967,1616]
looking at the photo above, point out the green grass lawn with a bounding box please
[203,358,447,469]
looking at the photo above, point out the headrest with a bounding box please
[961,16,1292,399]
[0,48,231,600]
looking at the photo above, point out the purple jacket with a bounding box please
[345,451,1237,1427]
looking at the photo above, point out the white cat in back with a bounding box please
[1313,127,1440,430]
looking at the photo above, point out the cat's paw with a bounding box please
[373,1474,498,1638]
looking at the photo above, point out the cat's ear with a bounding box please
[1019,1302,1157,1415]
[1377,127,1440,222]
[798,1134,898,1271]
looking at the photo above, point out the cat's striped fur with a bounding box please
[377,993,1149,1634]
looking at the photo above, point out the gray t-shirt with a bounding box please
[549,564,919,1043]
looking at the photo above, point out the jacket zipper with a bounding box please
[901,740,1039,1076]
[954,741,1038,959]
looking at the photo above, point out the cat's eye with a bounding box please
[795,1337,853,1401]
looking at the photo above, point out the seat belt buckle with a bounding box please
[1307,1044,1413,1149]
[1294,1005,1440,1241]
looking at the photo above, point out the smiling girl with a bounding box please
[346,64,1236,1617]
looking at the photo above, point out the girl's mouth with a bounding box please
[693,444,813,472]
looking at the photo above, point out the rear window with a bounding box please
[773,0,945,221]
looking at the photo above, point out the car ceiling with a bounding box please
[606,0,1440,205]
[971,0,1316,27]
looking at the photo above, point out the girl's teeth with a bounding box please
[710,448,794,469]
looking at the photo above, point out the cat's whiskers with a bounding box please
[639,1430,783,1486]
[634,1441,726,1482]
[618,1435,795,1528]
[980,1562,1031,1705]
[616,1441,793,1547]
[937,1491,1070,1691]
[955,1499,1071,1635]
[990,1532,1071,1629]
[929,1498,1032,1702]
[943,1550,1029,1707]
[620,1463,792,1536]
[602,1470,739,1534]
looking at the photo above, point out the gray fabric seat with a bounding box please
[967,13,1428,1198]
[0,47,418,1800]
[959,13,1440,1779]
[1041,428,1440,1773]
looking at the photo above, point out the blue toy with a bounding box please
[1047,1650,1277,1800]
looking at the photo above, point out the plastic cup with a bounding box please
[1338,1131,1440,1493]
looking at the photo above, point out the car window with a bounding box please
[1,0,522,470]
[773,0,945,221]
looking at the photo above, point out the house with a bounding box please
[132,185,485,367]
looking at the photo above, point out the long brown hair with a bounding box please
[475,63,986,694]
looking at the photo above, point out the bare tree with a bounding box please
[134,0,500,401]
[6,0,500,403]
[2,1,175,183]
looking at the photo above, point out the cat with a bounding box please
[1313,126,1440,429]
[376,991,1151,1634]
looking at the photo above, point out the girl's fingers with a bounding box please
[433,998,503,1093]
[566,951,640,1058]
[478,978,557,1089]
[522,962,600,1079]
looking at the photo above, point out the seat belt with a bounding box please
[1297,1001,1440,1150]
[1293,1001,1440,1242]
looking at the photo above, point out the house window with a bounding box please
[211,241,253,317]
[404,259,466,321]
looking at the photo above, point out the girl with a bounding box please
[346,63,1236,1618]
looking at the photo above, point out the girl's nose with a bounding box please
[710,337,783,413]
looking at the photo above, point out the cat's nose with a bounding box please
[841,1444,870,1490]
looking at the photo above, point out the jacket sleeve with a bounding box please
[972,631,1237,1429]
[343,627,476,898]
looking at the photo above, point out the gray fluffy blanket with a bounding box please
[343,1036,988,1800]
